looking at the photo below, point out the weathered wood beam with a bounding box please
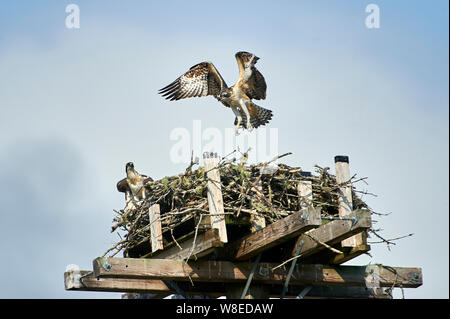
[146,228,224,261]
[332,243,371,264]
[291,209,371,260]
[64,270,393,298]
[335,155,364,247]
[64,270,171,296]
[204,152,228,243]
[149,204,163,253]
[92,258,422,288]
[223,206,321,261]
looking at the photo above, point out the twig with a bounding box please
[170,227,182,250]
[185,213,203,263]
[368,231,414,245]
[272,254,303,271]
[304,232,344,255]
[102,240,126,257]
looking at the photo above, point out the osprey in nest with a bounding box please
[117,162,153,202]
[158,51,273,135]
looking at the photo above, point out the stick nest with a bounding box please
[106,152,376,257]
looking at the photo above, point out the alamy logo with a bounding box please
[169,120,279,164]
[65,4,80,29]
[365,4,380,29]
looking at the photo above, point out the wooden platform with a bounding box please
[64,154,423,299]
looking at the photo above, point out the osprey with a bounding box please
[117,162,153,201]
[158,51,273,134]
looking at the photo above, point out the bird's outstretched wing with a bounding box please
[159,62,227,101]
[117,177,129,193]
[235,51,267,100]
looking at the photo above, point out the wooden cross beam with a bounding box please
[65,270,393,299]
[92,257,422,288]
[64,270,171,296]
[145,228,224,261]
[222,206,322,261]
[290,209,371,260]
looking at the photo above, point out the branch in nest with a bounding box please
[368,230,414,248]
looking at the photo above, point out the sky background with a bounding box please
[0,0,448,298]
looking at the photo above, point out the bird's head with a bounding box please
[220,91,231,99]
[236,51,259,64]
[126,162,134,172]
[218,89,232,102]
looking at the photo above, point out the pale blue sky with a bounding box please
[0,1,448,298]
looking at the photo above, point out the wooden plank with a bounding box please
[335,155,363,247]
[65,270,392,298]
[92,258,422,288]
[203,152,228,243]
[332,244,371,264]
[149,204,163,252]
[64,270,171,296]
[291,209,371,260]
[147,228,224,260]
[224,206,321,261]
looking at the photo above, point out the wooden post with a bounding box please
[149,203,163,252]
[335,155,362,247]
[298,171,313,209]
[203,152,228,243]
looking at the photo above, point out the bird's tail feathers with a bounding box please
[235,104,273,129]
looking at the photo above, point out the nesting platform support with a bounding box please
[65,269,395,298]
[226,207,321,261]
[335,155,368,264]
[149,204,163,252]
[91,258,421,288]
[203,152,228,243]
[65,259,422,291]
[64,154,423,299]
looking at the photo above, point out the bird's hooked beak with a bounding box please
[253,55,260,62]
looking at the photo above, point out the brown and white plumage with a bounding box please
[158,52,273,134]
[159,62,227,101]
[117,162,153,201]
[235,51,267,100]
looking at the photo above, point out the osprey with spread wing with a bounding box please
[158,51,273,134]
